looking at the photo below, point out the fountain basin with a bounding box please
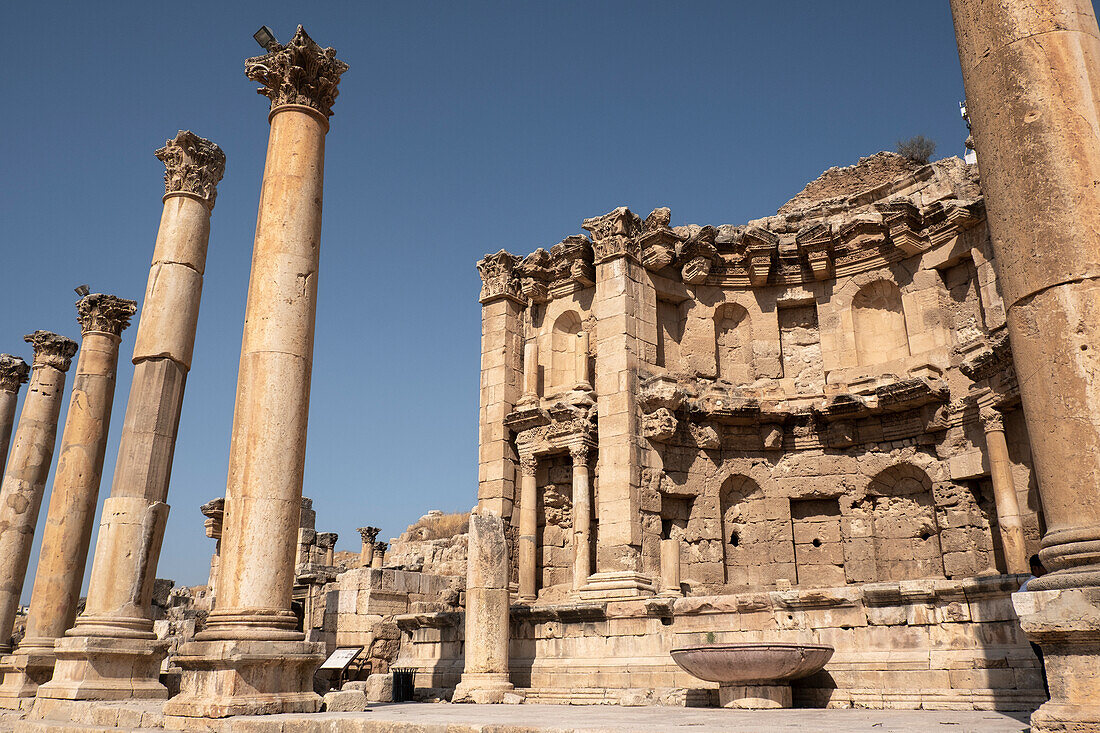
[670,642,834,709]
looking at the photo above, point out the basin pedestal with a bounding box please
[719,682,792,709]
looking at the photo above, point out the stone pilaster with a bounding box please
[476,252,525,518]
[517,453,538,601]
[453,511,517,704]
[37,131,223,704]
[979,407,1028,574]
[580,208,656,600]
[0,332,77,656]
[0,356,30,476]
[165,26,346,720]
[0,295,135,705]
[951,1,1100,729]
[372,542,388,570]
[357,527,379,568]
[570,444,592,592]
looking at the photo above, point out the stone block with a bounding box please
[322,689,368,712]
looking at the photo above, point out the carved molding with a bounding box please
[245,25,349,119]
[0,354,30,393]
[357,526,380,545]
[24,331,78,372]
[155,131,226,209]
[76,293,137,337]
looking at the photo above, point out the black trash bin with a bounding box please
[392,667,415,702]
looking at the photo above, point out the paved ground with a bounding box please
[233,703,1033,733]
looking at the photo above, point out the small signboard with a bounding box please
[319,647,363,671]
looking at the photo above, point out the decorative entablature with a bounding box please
[954,328,1019,413]
[477,236,598,306]
[638,372,951,453]
[505,401,597,458]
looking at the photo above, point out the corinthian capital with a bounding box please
[316,532,338,550]
[979,406,1005,433]
[245,25,349,119]
[76,293,137,337]
[357,526,380,544]
[0,355,30,393]
[155,131,226,209]
[24,331,78,372]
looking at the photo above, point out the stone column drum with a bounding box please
[0,295,135,704]
[372,542,387,570]
[165,26,347,720]
[517,454,538,601]
[0,356,30,474]
[453,510,517,703]
[0,332,78,654]
[950,1,1100,729]
[357,526,379,568]
[37,131,224,703]
[979,407,1028,574]
[571,444,592,592]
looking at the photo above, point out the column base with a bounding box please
[162,638,324,720]
[718,682,792,709]
[452,673,522,704]
[1013,588,1100,733]
[0,644,58,707]
[35,635,168,701]
[576,571,656,601]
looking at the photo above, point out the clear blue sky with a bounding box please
[2,1,998,593]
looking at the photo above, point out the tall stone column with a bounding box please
[165,26,347,720]
[372,542,387,570]
[357,527,379,568]
[570,444,592,592]
[0,332,77,654]
[0,295,135,704]
[37,130,224,704]
[950,2,1100,729]
[0,356,30,475]
[979,407,1028,574]
[453,510,517,704]
[517,453,538,601]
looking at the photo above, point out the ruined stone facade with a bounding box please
[396,153,1049,710]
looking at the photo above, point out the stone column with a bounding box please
[357,527,379,568]
[0,295,135,704]
[950,2,1100,729]
[201,498,225,607]
[0,356,30,475]
[570,445,592,592]
[582,208,656,599]
[574,330,591,391]
[165,26,347,720]
[520,339,539,404]
[37,131,224,704]
[0,332,77,655]
[453,510,517,704]
[517,453,538,601]
[476,253,525,520]
[316,533,337,566]
[659,537,682,598]
[372,542,387,570]
[979,407,1028,574]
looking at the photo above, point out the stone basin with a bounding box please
[670,642,834,709]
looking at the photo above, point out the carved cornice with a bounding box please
[677,226,718,284]
[357,526,380,545]
[477,250,526,305]
[76,294,137,337]
[0,354,30,393]
[245,25,349,119]
[200,498,225,540]
[24,331,78,372]
[155,131,226,209]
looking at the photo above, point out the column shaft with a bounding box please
[571,447,591,591]
[518,455,538,601]
[0,333,77,653]
[660,537,681,597]
[981,412,1028,574]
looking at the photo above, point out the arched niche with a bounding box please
[719,474,777,587]
[714,303,753,384]
[852,279,910,366]
[865,464,944,581]
[549,311,582,392]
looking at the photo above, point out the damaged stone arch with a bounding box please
[862,463,945,582]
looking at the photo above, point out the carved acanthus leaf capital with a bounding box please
[569,444,591,465]
[245,25,349,119]
[477,250,525,305]
[519,454,539,476]
[316,532,338,550]
[76,294,137,337]
[0,354,30,393]
[357,526,380,544]
[980,406,1005,433]
[155,131,226,209]
[374,541,388,554]
[582,207,642,264]
[24,331,78,372]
